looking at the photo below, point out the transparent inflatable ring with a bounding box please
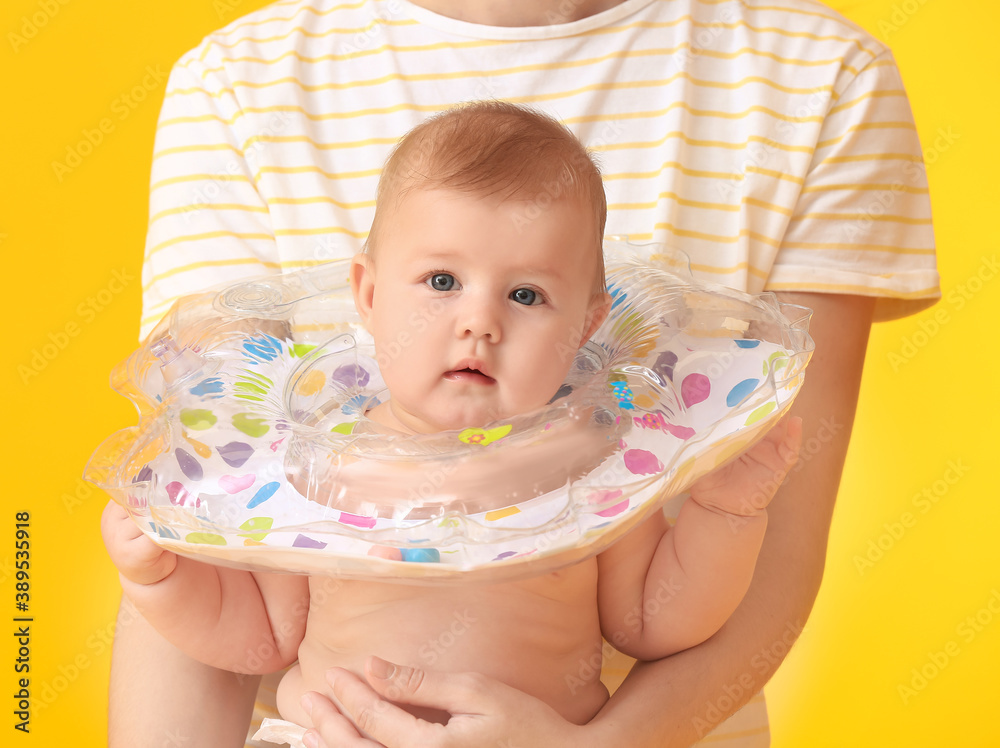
[86,243,813,583]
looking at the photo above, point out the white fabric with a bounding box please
[141,0,939,339]
[253,717,308,748]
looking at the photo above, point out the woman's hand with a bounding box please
[299,656,590,748]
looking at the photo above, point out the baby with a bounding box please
[102,101,801,733]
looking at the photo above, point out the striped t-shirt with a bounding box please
[141,1,938,745]
[141,0,939,340]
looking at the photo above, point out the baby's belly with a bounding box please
[277,558,608,727]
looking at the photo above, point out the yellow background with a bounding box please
[2,0,996,745]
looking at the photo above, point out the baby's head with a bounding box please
[351,101,611,434]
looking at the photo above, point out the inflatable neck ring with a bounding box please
[87,242,813,583]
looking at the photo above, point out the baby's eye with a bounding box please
[428,273,455,291]
[510,288,539,306]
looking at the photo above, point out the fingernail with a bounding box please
[369,655,395,679]
[300,693,314,715]
[303,731,319,748]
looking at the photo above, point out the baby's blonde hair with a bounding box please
[366,100,607,293]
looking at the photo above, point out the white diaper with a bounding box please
[252,717,308,747]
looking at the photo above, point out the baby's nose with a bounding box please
[459,296,502,342]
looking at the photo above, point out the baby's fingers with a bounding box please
[738,416,803,506]
[100,500,176,585]
[778,414,803,465]
[692,416,802,516]
[754,415,803,474]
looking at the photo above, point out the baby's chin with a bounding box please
[364,401,419,434]
[365,401,466,435]
[367,400,538,436]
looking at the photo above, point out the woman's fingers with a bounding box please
[324,665,447,747]
[300,691,387,748]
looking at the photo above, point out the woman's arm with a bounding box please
[108,595,263,748]
[303,291,874,748]
[585,291,876,746]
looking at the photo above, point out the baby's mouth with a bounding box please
[444,366,496,385]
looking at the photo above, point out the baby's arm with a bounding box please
[597,416,802,661]
[101,501,309,674]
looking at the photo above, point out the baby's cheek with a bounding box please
[522,369,571,412]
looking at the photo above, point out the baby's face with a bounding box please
[352,187,609,434]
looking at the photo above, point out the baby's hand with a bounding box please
[100,500,178,585]
[689,415,802,518]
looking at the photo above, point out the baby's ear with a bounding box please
[350,252,376,331]
[580,291,612,346]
